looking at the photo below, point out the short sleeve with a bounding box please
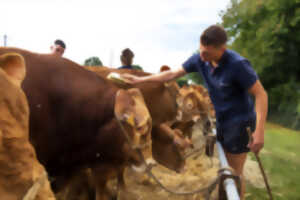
[234,60,258,90]
[182,54,202,73]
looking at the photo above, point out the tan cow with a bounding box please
[157,66,215,139]
[0,53,55,200]
[173,84,215,138]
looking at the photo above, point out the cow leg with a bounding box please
[172,121,195,139]
[94,179,111,200]
[116,168,126,200]
[55,169,95,200]
[117,168,126,191]
[92,166,116,200]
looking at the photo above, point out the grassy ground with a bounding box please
[246,123,300,200]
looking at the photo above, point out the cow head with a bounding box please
[151,123,192,173]
[114,88,152,151]
[176,85,215,137]
[176,85,211,122]
[159,66,204,124]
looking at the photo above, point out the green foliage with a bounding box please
[221,0,300,129]
[176,72,204,87]
[176,77,188,87]
[176,51,204,87]
[132,65,143,71]
[84,56,103,66]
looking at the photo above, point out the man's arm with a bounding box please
[121,67,187,84]
[248,80,268,154]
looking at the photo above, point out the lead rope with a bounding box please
[144,158,240,200]
[116,114,219,199]
[23,171,47,200]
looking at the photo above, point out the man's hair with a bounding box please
[200,25,227,47]
[120,48,134,66]
[54,39,66,49]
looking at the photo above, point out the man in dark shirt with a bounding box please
[118,48,135,69]
[122,25,268,199]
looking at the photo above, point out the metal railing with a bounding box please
[213,129,240,200]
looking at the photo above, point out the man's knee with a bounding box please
[225,152,247,176]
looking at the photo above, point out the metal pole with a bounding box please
[109,48,114,67]
[4,34,7,46]
[213,129,240,200]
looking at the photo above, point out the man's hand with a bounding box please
[247,129,264,154]
[121,73,142,84]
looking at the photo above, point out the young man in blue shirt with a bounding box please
[122,25,268,199]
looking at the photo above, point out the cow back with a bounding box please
[85,66,179,125]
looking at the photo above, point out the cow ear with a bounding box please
[114,89,134,120]
[127,88,151,127]
[0,53,26,87]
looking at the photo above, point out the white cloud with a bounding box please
[1,0,230,72]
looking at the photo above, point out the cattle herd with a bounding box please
[0,47,216,200]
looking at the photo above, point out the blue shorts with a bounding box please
[216,118,256,154]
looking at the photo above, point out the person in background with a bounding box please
[50,39,66,57]
[122,25,268,200]
[118,48,134,69]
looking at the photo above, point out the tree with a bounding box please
[132,65,143,71]
[221,0,300,129]
[176,72,204,87]
[84,57,103,66]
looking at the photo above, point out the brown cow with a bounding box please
[85,66,192,172]
[0,47,153,200]
[0,53,55,200]
[54,64,195,199]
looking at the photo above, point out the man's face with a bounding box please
[50,45,65,57]
[199,43,225,62]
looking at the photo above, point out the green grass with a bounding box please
[246,123,300,200]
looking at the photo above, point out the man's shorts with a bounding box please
[216,118,256,154]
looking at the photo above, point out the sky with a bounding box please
[1,0,231,73]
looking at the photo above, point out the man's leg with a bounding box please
[225,151,248,200]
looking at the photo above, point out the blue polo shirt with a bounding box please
[118,65,133,69]
[183,49,258,129]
